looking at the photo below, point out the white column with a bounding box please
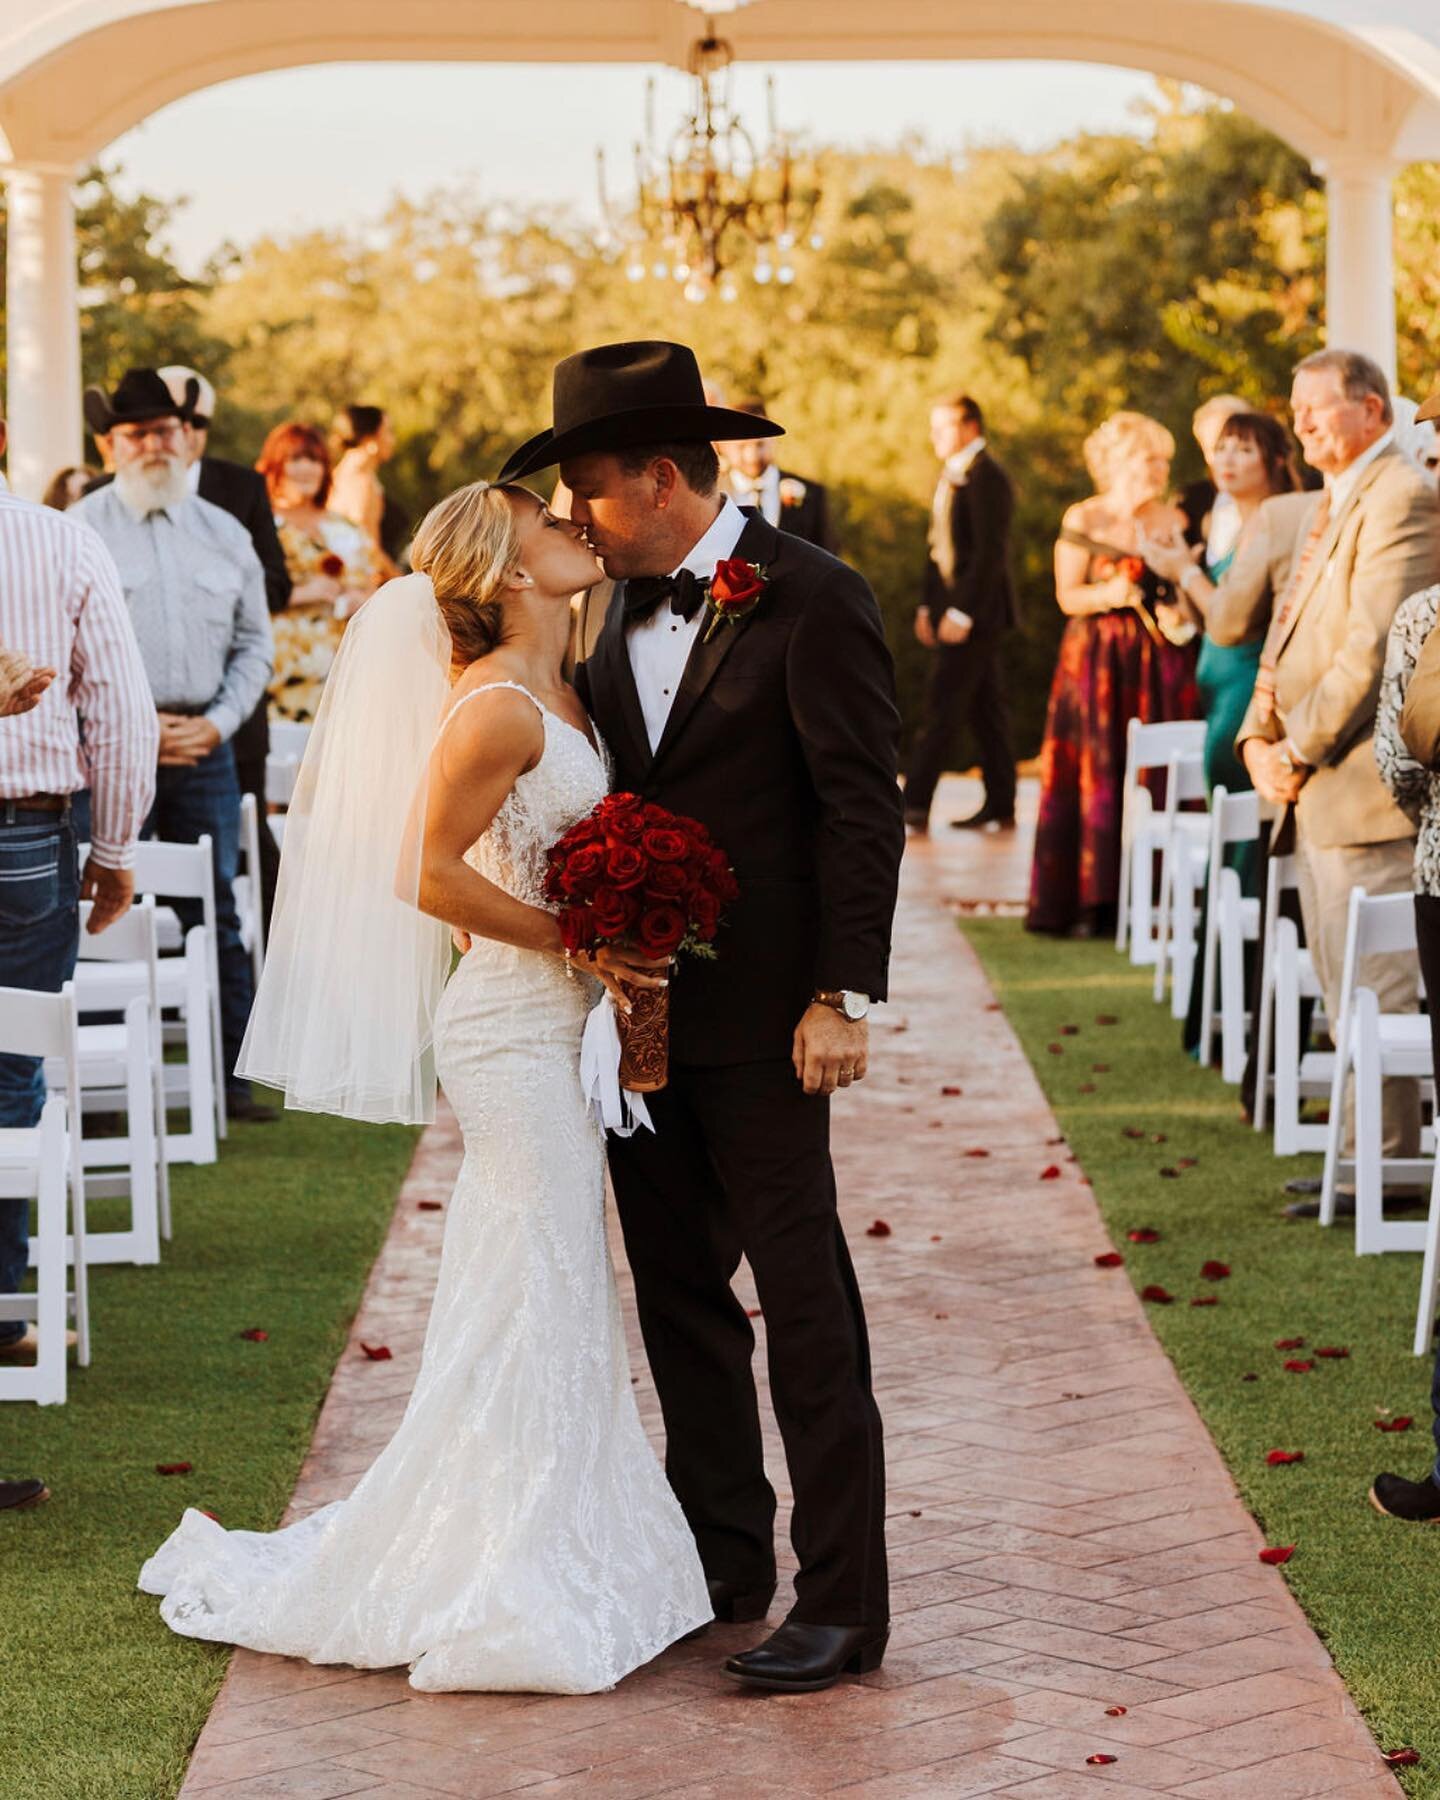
[1324,157,1397,387]
[4,163,82,500]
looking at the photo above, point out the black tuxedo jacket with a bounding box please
[576,512,905,1066]
[88,459,292,614]
[777,471,836,553]
[924,449,1018,635]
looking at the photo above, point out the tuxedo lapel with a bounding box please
[650,513,779,773]
[590,581,652,777]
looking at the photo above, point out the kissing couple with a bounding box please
[140,341,907,1695]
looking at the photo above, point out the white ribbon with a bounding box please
[580,992,655,1138]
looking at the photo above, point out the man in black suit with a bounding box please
[719,399,837,552]
[904,393,1018,833]
[88,368,292,927]
[502,342,904,1693]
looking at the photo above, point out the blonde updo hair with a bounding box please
[1083,411,1176,492]
[410,481,529,668]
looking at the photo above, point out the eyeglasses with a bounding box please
[111,422,182,448]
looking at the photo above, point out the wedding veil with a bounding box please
[238,574,454,1124]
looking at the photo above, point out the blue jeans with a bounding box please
[0,806,81,1345]
[146,741,254,1092]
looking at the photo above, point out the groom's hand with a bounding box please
[793,1005,869,1097]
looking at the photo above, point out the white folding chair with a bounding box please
[67,899,170,1257]
[1196,787,1261,1070]
[0,985,89,1378]
[1413,1157,1440,1355]
[236,791,266,991]
[265,753,300,812]
[1318,888,1432,1252]
[1268,914,1332,1155]
[268,721,312,763]
[0,1096,71,1404]
[1214,867,1261,1085]
[1151,750,1210,1013]
[132,835,227,1143]
[1115,718,1207,964]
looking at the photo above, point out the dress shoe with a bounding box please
[0,1477,50,1511]
[227,1089,280,1125]
[707,1576,775,1623]
[950,807,1016,831]
[903,809,930,835]
[1370,1470,1440,1522]
[1283,1194,1354,1221]
[722,1619,888,1692]
[0,1325,77,1360]
[1284,1177,1322,1197]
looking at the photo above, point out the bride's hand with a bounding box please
[570,944,671,1013]
[452,926,472,955]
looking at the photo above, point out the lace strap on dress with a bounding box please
[437,680,545,739]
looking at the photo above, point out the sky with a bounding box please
[106,59,1160,274]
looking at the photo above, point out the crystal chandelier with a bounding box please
[597,21,822,303]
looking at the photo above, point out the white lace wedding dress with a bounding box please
[139,683,711,1692]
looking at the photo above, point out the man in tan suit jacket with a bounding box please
[1238,351,1440,1193]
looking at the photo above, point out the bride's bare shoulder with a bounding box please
[436,676,545,775]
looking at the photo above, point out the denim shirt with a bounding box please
[68,485,273,743]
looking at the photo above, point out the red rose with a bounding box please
[560,843,607,895]
[646,861,690,900]
[642,827,689,863]
[605,843,647,889]
[637,904,687,959]
[560,909,598,954]
[592,886,639,939]
[606,810,645,844]
[319,552,345,579]
[704,847,739,902]
[691,889,721,935]
[709,559,765,610]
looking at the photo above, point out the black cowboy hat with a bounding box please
[83,367,198,437]
[497,340,782,483]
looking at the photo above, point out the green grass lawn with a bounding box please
[0,1101,419,1800]
[964,919,1439,1795]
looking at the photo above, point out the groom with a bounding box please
[500,342,905,1691]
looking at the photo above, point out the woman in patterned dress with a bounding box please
[1025,412,1199,936]
[257,423,382,723]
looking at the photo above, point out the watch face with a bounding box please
[842,992,869,1021]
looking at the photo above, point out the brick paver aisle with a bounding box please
[181,778,1400,1798]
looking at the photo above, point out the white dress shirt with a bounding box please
[1327,427,1395,515]
[727,462,781,527]
[627,496,747,753]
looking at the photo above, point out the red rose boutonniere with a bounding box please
[703,558,768,645]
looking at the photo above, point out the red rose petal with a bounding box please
[1375,1416,1414,1432]
[1122,1127,1145,1140]
[985,1001,1001,1011]
[1094,1252,1125,1268]
[199,1509,220,1521]
[965,1148,991,1158]
[909,1509,923,1517]
[1266,1450,1305,1465]
[417,1199,443,1212]
[1284,1360,1314,1373]
[1315,1346,1349,1359]
[1047,1043,1064,1054]
[934,1311,950,1320]
[1060,1025,1080,1036]
[360,1343,393,1361]
[940,1085,963,1096]
[1275,1337,1306,1350]
[930,1234,942,1242]
[745,1307,762,1318]
[1191,1295,1220,1307]
[1086,1753,1118,1766]
[865,1219,892,1237]
[1141,1285,1174,1304]
[1177,1157,1199,1168]
[1128,1228,1161,1243]
[1151,1132,1168,1144]
[155,1462,192,1476]
[1159,1166,1181,1178]
[1046,1136,1065,1146]
[1200,1261,1231,1280]
[1104,1706,1128,1717]
[238,1328,268,1342]
[1095,1014,1118,1026]
[1079,1082,1097,1093]
[1383,1749,1421,1767]
[1040,1165,1062,1180]
[1092,1062,1111,1073]
[1243,1372,1259,1381]
[1259,1545,1296,1565]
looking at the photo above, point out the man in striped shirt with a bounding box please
[0,415,158,1358]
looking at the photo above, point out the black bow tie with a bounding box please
[623,569,705,625]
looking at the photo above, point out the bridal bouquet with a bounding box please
[544,793,738,1093]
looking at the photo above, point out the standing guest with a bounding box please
[1178,394,1249,559]
[1236,350,1440,1220]
[1026,412,1197,936]
[257,423,381,724]
[1145,412,1300,792]
[904,392,1018,834]
[719,400,837,551]
[329,404,403,573]
[70,369,275,1125]
[0,412,158,1363]
[42,467,94,512]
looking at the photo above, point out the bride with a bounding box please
[138,481,712,1692]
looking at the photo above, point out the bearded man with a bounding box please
[70,368,274,1121]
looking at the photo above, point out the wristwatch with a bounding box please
[814,989,871,1022]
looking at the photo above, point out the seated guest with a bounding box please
[1026,412,1197,936]
[329,403,404,572]
[41,466,94,512]
[257,423,381,723]
[70,368,275,1124]
[719,401,837,552]
[1145,412,1299,793]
